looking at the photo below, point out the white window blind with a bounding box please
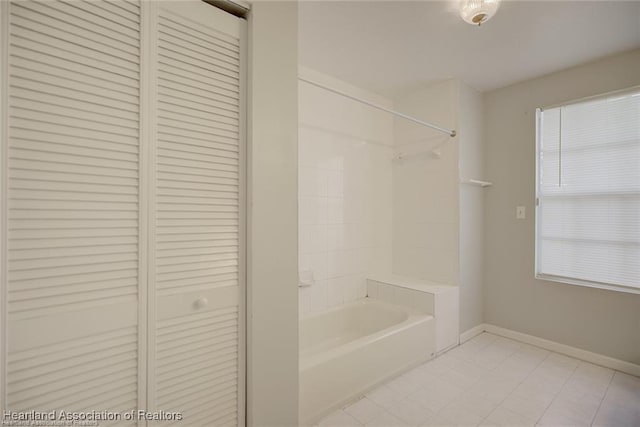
[536,87,640,293]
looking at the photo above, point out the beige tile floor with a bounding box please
[316,333,640,427]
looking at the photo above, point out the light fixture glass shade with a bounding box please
[460,0,501,26]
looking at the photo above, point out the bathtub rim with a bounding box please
[299,298,434,371]
[300,296,417,321]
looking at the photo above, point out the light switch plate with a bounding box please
[516,206,526,219]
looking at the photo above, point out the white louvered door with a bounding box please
[148,2,245,426]
[0,1,245,425]
[2,0,143,421]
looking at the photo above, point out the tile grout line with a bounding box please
[478,347,553,425]
[428,333,531,425]
[471,332,503,357]
[589,370,615,427]
[362,333,505,425]
[318,333,636,427]
[383,333,498,422]
[422,333,509,422]
[532,358,581,426]
[342,392,397,426]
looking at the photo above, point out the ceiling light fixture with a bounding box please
[460,0,501,26]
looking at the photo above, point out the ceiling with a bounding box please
[298,0,640,96]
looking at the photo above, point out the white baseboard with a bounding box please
[459,323,487,343]
[459,323,640,378]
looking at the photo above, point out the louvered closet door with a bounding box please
[3,0,142,422]
[149,2,245,426]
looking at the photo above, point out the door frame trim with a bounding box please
[238,11,248,427]
[0,0,9,412]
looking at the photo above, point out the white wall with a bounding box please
[247,2,299,425]
[392,80,459,286]
[298,67,394,315]
[391,79,484,333]
[458,82,485,333]
[484,49,640,364]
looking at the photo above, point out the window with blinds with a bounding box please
[535,87,640,293]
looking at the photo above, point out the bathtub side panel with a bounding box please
[299,317,435,425]
[435,287,460,354]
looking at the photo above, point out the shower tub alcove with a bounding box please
[298,275,458,425]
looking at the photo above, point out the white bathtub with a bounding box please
[299,298,435,425]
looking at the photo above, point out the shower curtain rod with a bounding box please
[298,77,457,138]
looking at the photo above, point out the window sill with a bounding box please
[535,274,640,295]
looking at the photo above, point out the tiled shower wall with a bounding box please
[298,68,394,315]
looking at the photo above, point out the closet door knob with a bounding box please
[194,297,209,309]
